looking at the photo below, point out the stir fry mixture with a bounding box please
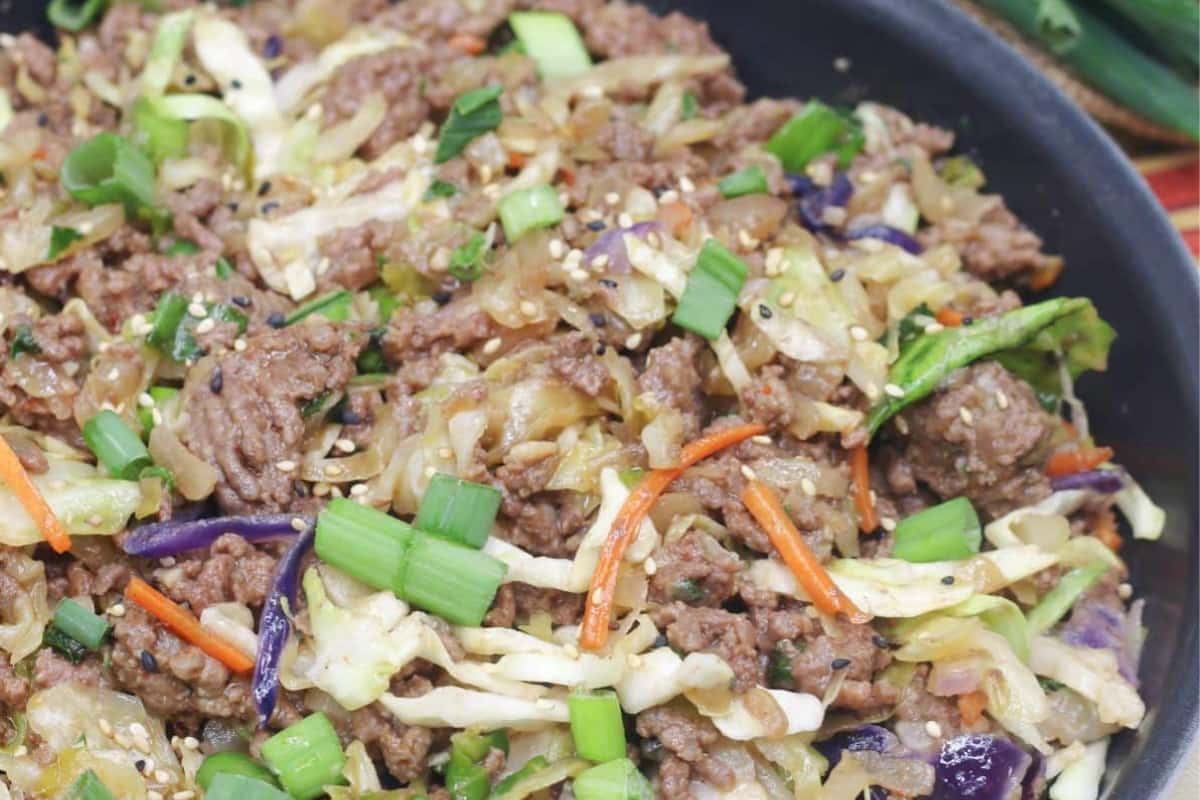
[0,1,1170,799]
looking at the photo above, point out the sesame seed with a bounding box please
[174,792,197,800]
[106,367,120,381]
[830,657,851,670]
[87,514,103,526]
[187,303,207,319]
[765,248,783,273]
[643,557,657,576]
[564,643,579,658]
[148,792,164,800]
[778,291,796,308]
[330,485,345,498]
[587,220,607,231]
[423,466,437,478]
[141,650,159,672]
[758,304,773,319]
[138,392,154,408]
[737,229,758,249]
[894,416,910,435]
[925,720,944,738]
[880,516,897,532]
[1117,582,1133,599]
[626,653,643,669]
[208,369,223,394]
[884,383,906,398]
[482,337,502,355]
[519,300,538,317]
[624,333,643,350]
[959,407,974,425]
[740,464,757,481]
[183,736,199,750]
[438,447,454,459]
[478,164,493,184]
[323,463,344,477]
[658,189,680,204]
[313,483,331,497]
[751,435,772,445]
[290,517,307,532]
[617,212,634,229]
[569,268,590,282]
[995,390,1009,410]
[234,338,247,352]
[864,384,881,401]
[563,248,584,269]
[135,735,153,754]
[805,605,821,618]
[801,478,817,496]
[276,460,296,472]
[679,176,696,193]
[941,575,955,585]
[924,322,944,334]
[872,634,890,649]
[850,325,869,341]
[549,238,566,259]
[590,253,610,269]
[154,768,171,783]
[151,409,163,426]
[590,587,606,605]
[99,718,114,736]
[604,192,621,206]
[350,483,369,496]
[829,268,847,282]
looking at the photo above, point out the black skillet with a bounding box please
[3,0,1197,797]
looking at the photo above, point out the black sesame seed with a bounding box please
[589,313,607,328]
[829,268,846,282]
[263,34,283,60]
[598,278,618,289]
[872,634,890,649]
[231,79,243,90]
[653,633,669,648]
[831,657,851,670]
[226,202,240,212]
[758,304,773,319]
[293,479,309,498]
[962,316,975,326]
[135,760,147,772]
[184,74,197,86]
[257,180,272,197]
[209,369,224,394]
[231,295,251,308]
[651,185,669,197]
[140,650,159,673]
[586,220,607,232]
[267,311,286,328]
[595,344,607,356]
[340,409,363,425]
[431,290,452,306]
[260,201,280,215]
[36,112,48,128]
[941,575,955,585]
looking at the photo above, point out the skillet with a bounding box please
[2,1,1196,797]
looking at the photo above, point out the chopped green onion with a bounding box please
[133,98,190,165]
[425,179,459,201]
[492,755,549,796]
[357,345,387,375]
[140,10,194,98]
[445,752,489,800]
[498,185,564,242]
[448,232,489,282]
[766,99,864,171]
[573,758,654,800]
[137,386,179,434]
[48,226,85,260]
[767,642,795,687]
[9,325,41,358]
[939,156,986,190]
[670,238,748,341]
[83,410,154,481]
[569,689,627,763]
[1026,560,1109,635]
[166,238,199,256]
[717,165,768,198]
[435,85,504,164]
[65,768,115,800]
[147,292,188,351]
[61,132,157,215]
[47,0,108,32]
[680,90,699,121]
[508,11,592,79]
[315,498,415,592]
[197,751,280,791]
[368,285,401,324]
[215,256,234,280]
[669,578,706,604]
[139,464,176,491]
[260,712,347,800]
[152,93,252,172]
[43,626,88,664]
[204,773,291,800]
[396,534,506,626]
[300,391,332,418]
[285,290,353,326]
[891,497,981,563]
[413,473,502,549]
[53,598,111,650]
[146,292,248,362]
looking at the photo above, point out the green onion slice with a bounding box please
[61,132,157,215]
[83,410,154,481]
[285,290,353,326]
[166,238,199,256]
[671,238,748,341]
[48,226,84,261]
[43,626,88,664]
[445,751,489,800]
[47,0,108,32]
[493,755,549,797]
[413,473,502,549]
[498,185,564,243]
[215,256,234,280]
[64,768,115,800]
[197,751,280,791]
[766,99,864,171]
[9,325,41,359]
[396,534,506,627]
[717,165,769,198]
[137,386,179,434]
[314,498,415,592]
[260,713,347,800]
[508,12,593,80]
[53,598,111,650]
[448,231,489,282]
[450,729,509,764]
[203,773,291,800]
[1026,560,1109,635]
[891,497,981,563]
[573,758,655,800]
[569,689,627,763]
[425,179,459,201]
[435,85,504,164]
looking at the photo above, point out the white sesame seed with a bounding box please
[820,206,847,226]
[995,390,1009,410]
[590,587,606,605]
[148,792,164,800]
[159,557,176,568]
[548,238,566,259]
[643,557,657,576]
[99,718,114,736]
[869,489,878,505]
[11,746,26,758]
[152,408,163,426]
[925,720,944,738]
[106,367,120,381]
[478,164,493,184]
[135,735,153,754]
[658,189,680,204]
[234,338,247,352]
[275,460,296,472]
[679,176,696,193]
[187,303,207,319]
[604,192,621,206]
[114,732,133,750]
[423,465,437,478]
[880,517,897,532]
[884,383,906,398]
[590,253,610,269]
[617,212,634,229]
[194,318,216,335]
[569,268,590,282]
[765,248,783,273]
[290,517,307,532]
[894,416,910,435]
[626,653,643,669]
[924,322,945,334]
[138,392,155,408]
[959,407,974,425]
[740,464,757,481]
[153,768,171,783]
[558,192,570,207]
[801,478,817,496]
[1117,582,1133,599]
[107,603,125,618]
[142,758,156,775]
[324,463,345,477]
[564,643,579,658]
[173,792,197,800]
[519,300,538,318]
[350,483,369,497]
[438,447,454,459]
[482,337,502,355]
[563,248,584,269]
[624,333,643,350]
[183,736,199,750]
[313,483,331,497]
[778,291,796,308]
[87,514,103,526]
[805,605,821,618]
[334,438,356,453]
[850,325,869,341]
[751,435,772,445]
[864,384,881,401]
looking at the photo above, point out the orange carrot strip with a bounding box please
[741,479,869,623]
[957,690,988,726]
[935,307,963,327]
[1028,258,1064,292]
[580,422,767,651]
[0,434,70,553]
[1045,445,1113,477]
[849,445,878,533]
[448,33,487,55]
[126,576,255,673]
[507,151,527,170]
[657,201,693,237]
[1093,509,1122,552]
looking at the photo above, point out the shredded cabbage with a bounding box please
[0,549,50,663]
[985,491,1088,548]
[624,232,689,297]
[140,10,194,98]
[1114,477,1166,541]
[274,27,414,113]
[1048,737,1109,800]
[613,649,735,713]
[380,687,568,730]
[1029,635,1144,729]
[701,687,824,740]
[0,456,142,548]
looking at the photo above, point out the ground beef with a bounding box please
[652,603,760,691]
[382,297,502,366]
[494,494,588,558]
[892,665,991,739]
[485,582,584,627]
[0,658,30,713]
[714,97,802,150]
[156,534,279,615]
[918,205,1056,285]
[182,321,363,514]
[888,362,1052,519]
[788,619,897,712]
[742,361,845,432]
[32,648,112,690]
[648,531,741,607]
[344,702,435,785]
[315,221,401,291]
[548,332,610,396]
[637,336,706,438]
[111,605,253,722]
[379,0,515,40]
[0,311,88,441]
[636,703,735,800]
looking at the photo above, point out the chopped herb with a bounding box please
[895,302,934,348]
[448,232,489,282]
[939,155,986,189]
[681,90,699,120]
[435,85,503,164]
[42,626,88,664]
[1038,677,1065,692]
[215,256,234,280]
[424,179,458,201]
[284,291,352,326]
[166,239,199,256]
[9,325,41,358]
[139,465,175,491]
[301,392,331,419]
[47,226,84,260]
[670,578,706,604]
[767,642,795,687]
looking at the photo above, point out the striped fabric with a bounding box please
[1132,151,1199,262]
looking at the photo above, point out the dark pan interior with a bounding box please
[3,1,1197,797]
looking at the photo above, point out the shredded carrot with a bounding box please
[849,445,878,533]
[957,690,988,726]
[742,479,869,623]
[1092,509,1122,552]
[507,151,527,170]
[657,201,693,237]
[125,576,255,673]
[447,33,487,55]
[1028,257,1064,292]
[0,434,70,553]
[31,147,47,161]
[935,307,963,327]
[1045,445,1113,477]
[558,166,575,186]
[580,423,767,651]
